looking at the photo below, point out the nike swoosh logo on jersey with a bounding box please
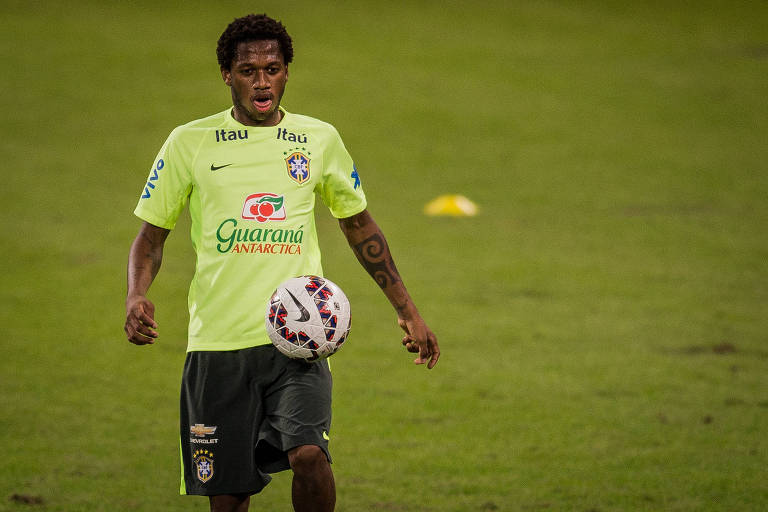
[286,290,310,322]
[210,163,233,171]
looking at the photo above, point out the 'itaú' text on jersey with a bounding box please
[134,107,366,351]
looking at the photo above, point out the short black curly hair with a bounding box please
[216,14,294,69]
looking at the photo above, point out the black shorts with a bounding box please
[179,344,332,496]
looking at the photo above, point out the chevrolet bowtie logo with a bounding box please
[190,424,218,437]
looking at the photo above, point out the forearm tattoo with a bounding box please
[353,233,401,289]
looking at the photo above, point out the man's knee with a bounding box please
[288,445,329,475]
[209,494,250,512]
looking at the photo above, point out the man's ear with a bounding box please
[221,68,232,86]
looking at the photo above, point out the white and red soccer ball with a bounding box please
[265,276,351,362]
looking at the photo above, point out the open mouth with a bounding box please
[252,94,273,113]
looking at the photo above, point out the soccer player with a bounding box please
[123,13,440,512]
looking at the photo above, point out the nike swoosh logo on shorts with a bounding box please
[286,290,310,322]
[210,163,233,171]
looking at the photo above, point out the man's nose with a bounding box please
[253,70,269,88]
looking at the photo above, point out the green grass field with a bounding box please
[2,1,767,510]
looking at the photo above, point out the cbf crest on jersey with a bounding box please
[285,152,310,184]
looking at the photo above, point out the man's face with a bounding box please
[222,39,288,127]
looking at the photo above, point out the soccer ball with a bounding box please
[265,275,351,362]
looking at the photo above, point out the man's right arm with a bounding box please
[124,221,171,345]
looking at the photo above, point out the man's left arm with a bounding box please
[339,209,440,369]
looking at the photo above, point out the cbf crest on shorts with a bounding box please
[193,449,214,483]
[285,152,310,184]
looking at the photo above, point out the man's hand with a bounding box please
[125,295,159,345]
[399,314,440,369]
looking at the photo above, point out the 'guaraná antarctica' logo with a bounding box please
[216,193,303,254]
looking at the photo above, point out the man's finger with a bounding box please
[130,335,156,345]
[131,316,158,338]
[426,348,440,369]
[426,335,440,369]
[412,340,431,364]
[139,313,158,330]
[402,335,420,353]
[137,325,159,339]
[133,305,158,329]
[126,324,156,345]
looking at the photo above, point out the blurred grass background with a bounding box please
[1,0,767,510]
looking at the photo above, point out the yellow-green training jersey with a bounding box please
[134,107,367,351]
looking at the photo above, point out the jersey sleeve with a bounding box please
[133,127,195,230]
[316,127,367,219]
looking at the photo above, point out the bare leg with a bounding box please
[287,445,335,512]
[209,494,250,512]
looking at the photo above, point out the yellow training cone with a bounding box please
[424,194,478,216]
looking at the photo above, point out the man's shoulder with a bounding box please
[171,109,230,137]
[285,111,340,137]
